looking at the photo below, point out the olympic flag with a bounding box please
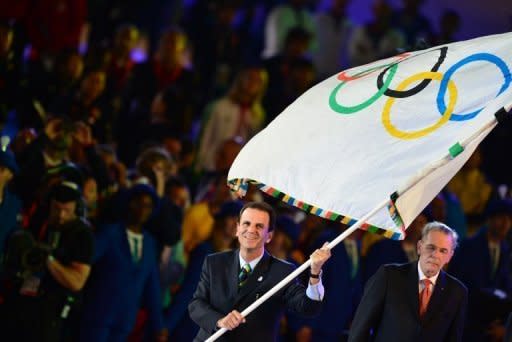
[228,32,512,239]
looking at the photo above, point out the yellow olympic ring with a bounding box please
[382,71,457,140]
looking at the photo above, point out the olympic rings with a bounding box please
[330,48,448,114]
[329,63,397,114]
[329,45,511,140]
[377,47,448,98]
[382,72,458,139]
[436,53,512,121]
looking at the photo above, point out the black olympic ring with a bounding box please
[376,46,448,98]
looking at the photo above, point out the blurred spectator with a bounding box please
[197,66,267,172]
[106,24,139,94]
[25,0,87,56]
[80,184,166,341]
[186,0,247,101]
[348,0,405,67]
[120,27,198,164]
[195,137,243,203]
[0,22,23,113]
[0,136,21,261]
[128,27,197,115]
[182,174,235,255]
[263,27,312,123]
[15,117,76,207]
[36,49,84,110]
[429,189,467,239]
[142,86,194,144]
[262,0,316,59]
[164,199,241,340]
[312,0,353,79]
[431,9,461,45]
[447,147,493,231]
[266,214,300,261]
[265,56,316,125]
[82,172,99,225]
[391,0,433,48]
[133,146,182,253]
[2,181,93,342]
[165,177,190,214]
[50,69,111,142]
[449,199,512,341]
[135,146,176,198]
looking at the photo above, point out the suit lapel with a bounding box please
[407,262,420,319]
[234,251,272,307]
[227,251,240,302]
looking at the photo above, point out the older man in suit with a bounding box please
[189,201,331,341]
[349,221,467,342]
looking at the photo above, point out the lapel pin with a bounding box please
[257,276,263,282]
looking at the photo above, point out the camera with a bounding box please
[4,230,54,279]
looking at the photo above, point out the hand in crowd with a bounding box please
[44,117,63,140]
[155,328,169,342]
[486,319,505,342]
[217,310,246,330]
[309,242,331,275]
[153,164,167,197]
[73,121,94,146]
[295,326,313,342]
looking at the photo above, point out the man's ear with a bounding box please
[266,231,274,244]
[417,239,422,256]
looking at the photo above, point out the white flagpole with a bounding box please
[205,197,391,342]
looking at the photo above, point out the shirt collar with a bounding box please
[127,230,143,240]
[417,262,439,285]
[239,250,264,271]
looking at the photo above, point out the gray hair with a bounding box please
[421,221,459,250]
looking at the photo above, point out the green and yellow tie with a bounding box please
[238,263,252,288]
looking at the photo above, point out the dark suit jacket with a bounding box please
[80,224,163,341]
[188,249,323,341]
[349,262,467,342]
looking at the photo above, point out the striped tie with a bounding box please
[238,263,252,288]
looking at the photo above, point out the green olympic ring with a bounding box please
[329,63,398,114]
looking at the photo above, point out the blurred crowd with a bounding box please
[0,0,511,341]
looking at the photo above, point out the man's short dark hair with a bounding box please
[50,181,82,204]
[238,201,276,232]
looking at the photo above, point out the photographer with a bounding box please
[1,181,94,342]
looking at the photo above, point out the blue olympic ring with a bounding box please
[437,53,512,121]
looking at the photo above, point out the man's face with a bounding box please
[417,230,454,277]
[236,208,273,253]
[168,186,190,210]
[49,200,77,226]
[128,194,154,225]
[488,213,512,241]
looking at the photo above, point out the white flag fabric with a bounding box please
[228,32,512,240]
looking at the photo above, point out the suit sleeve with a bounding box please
[282,263,323,317]
[445,284,468,342]
[348,265,388,342]
[188,256,224,334]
